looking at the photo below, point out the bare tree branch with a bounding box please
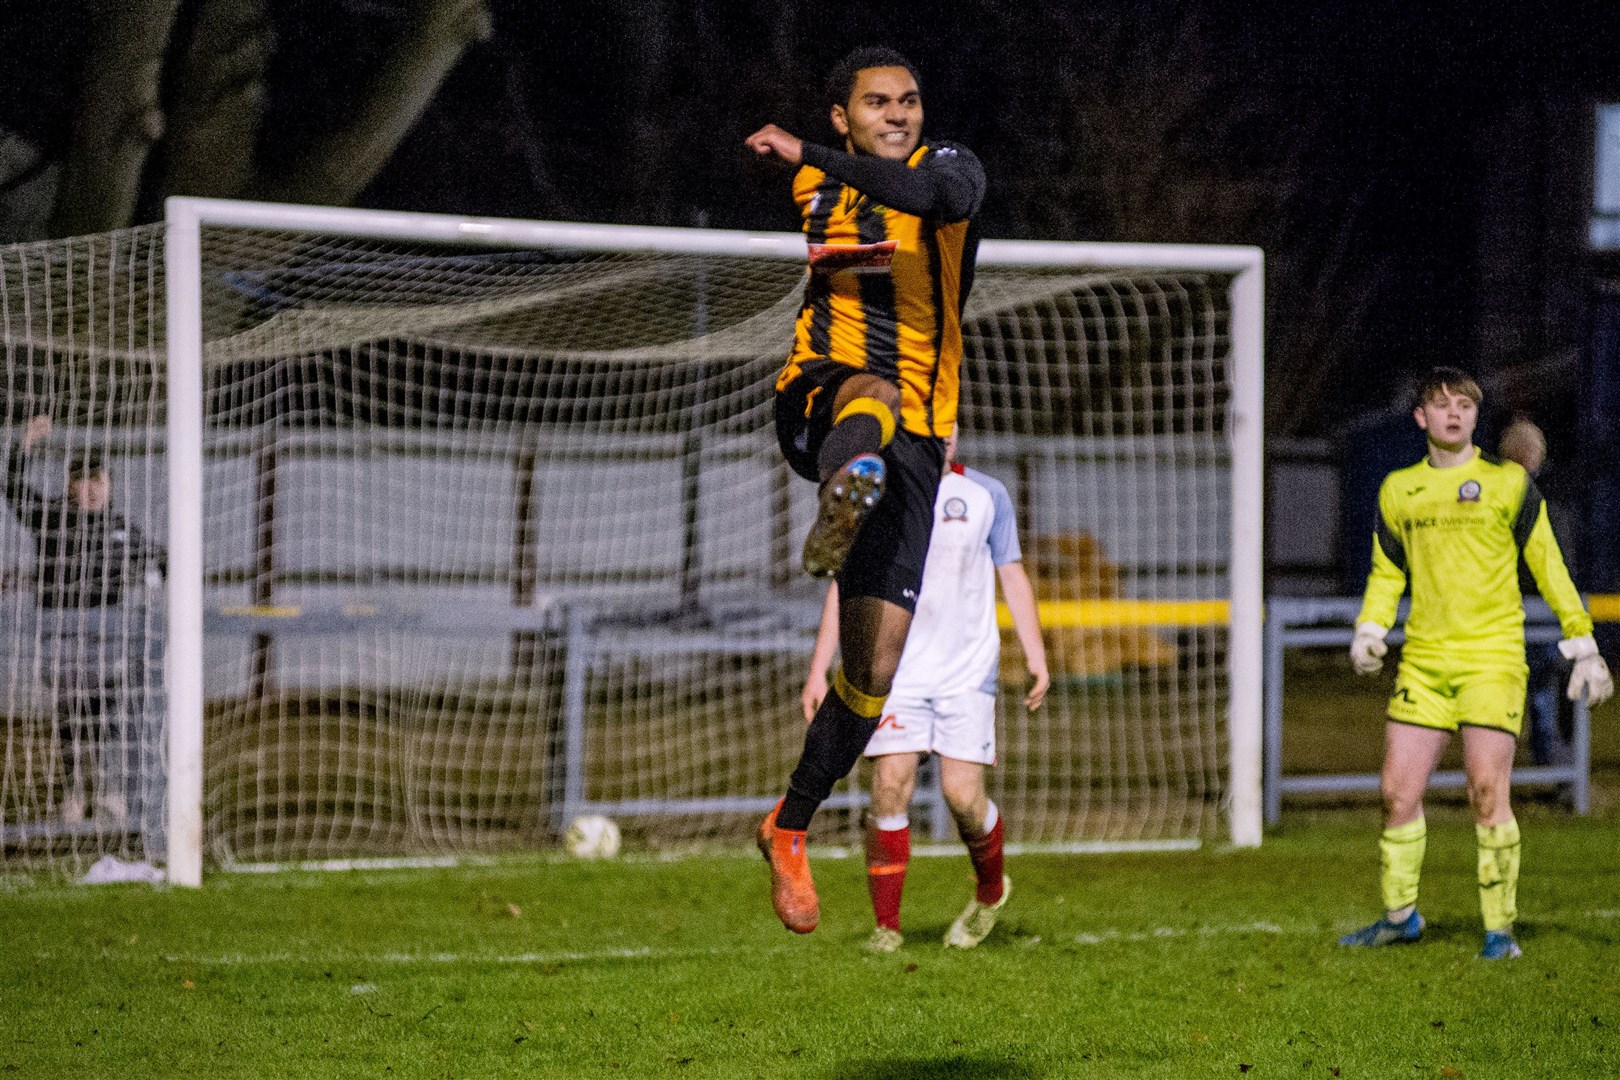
[997,1,1386,437]
[47,0,186,236]
[160,0,273,200]
[0,131,58,242]
[0,133,52,197]
[251,0,492,206]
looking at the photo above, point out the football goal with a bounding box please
[0,199,1262,885]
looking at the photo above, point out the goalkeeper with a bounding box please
[745,46,985,933]
[1341,367,1612,960]
[801,433,1048,953]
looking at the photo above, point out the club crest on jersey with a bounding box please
[942,497,969,522]
[1457,479,1482,502]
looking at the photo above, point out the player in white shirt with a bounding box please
[801,433,1049,951]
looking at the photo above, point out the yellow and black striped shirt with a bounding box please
[777,140,985,438]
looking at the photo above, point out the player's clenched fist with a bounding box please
[744,124,804,166]
[1349,622,1389,676]
[1560,635,1614,705]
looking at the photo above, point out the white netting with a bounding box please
[1,228,168,876]
[1,215,1236,875]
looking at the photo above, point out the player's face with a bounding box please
[831,67,922,161]
[1413,386,1477,452]
[68,472,110,511]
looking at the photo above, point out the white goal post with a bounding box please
[0,197,1259,885]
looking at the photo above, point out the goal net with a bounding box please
[0,201,1261,881]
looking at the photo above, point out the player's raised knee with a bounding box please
[834,396,897,448]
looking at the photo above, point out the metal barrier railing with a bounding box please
[1263,596,1592,823]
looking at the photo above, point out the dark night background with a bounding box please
[3,0,1620,589]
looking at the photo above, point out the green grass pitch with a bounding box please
[5,807,1619,1078]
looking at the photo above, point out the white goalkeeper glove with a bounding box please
[1349,622,1389,676]
[1559,635,1614,706]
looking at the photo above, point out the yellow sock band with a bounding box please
[832,668,886,719]
[1476,818,1520,932]
[834,397,896,448]
[1379,817,1426,913]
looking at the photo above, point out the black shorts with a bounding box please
[774,360,945,612]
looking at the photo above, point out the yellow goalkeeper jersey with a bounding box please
[1356,448,1592,663]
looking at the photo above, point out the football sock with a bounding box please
[1476,818,1520,932]
[1379,816,1426,916]
[816,398,895,481]
[865,815,911,931]
[961,801,1005,905]
[778,669,886,831]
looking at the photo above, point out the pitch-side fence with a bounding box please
[1263,596,1609,822]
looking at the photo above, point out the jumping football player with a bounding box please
[745,46,986,933]
[1341,367,1612,959]
[801,432,1048,951]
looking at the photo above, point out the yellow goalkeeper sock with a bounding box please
[1380,817,1426,915]
[1476,818,1521,932]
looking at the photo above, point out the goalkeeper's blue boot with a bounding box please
[1338,910,1424,947]
[802,454,886,579]
[1479,930,1522,960]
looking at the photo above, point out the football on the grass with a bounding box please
[564,814,621,859]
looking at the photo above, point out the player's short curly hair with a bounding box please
[1415,365,1481,409]
[825,46,920,109]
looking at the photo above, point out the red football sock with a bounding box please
[963,816,1005,905]
[865,821,911,931]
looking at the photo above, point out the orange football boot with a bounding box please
[758,799,819,933]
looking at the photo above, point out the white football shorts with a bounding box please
[862,689,997,765]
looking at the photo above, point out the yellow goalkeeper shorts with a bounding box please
[1387,653,1528,736]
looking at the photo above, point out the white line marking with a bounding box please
[163,943,777,967]
[219,839,1203,877]
[1073,921,1290,945]
[144,910,1620,968]
[230,856,471,874]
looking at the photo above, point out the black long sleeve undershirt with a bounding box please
[800,141,982,222]
[6,443,165,607]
